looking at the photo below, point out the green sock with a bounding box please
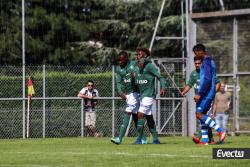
[137,119,145,139]
[196,131,202,138]
[149,127,158,141]
[208,128,214,142]
[118,114,130,142]
[141,130,147,140]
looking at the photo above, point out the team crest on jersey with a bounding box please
[194,79,200,89]
[123,79,131,83]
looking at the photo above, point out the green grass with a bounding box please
[0,136,249,167]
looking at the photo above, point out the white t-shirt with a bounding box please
[80,87,99,107]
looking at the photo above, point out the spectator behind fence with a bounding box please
[213,83,232,133]
[78,80,99,137]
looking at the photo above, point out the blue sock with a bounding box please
[201,115,223,132]
[201,122,208,143]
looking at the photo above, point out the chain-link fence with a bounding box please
[0,64,185,138]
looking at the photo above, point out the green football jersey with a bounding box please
[116,59,139,96]
[187,69,220,95]
[136,62,166,99]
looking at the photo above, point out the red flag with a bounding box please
[27,77,35,97]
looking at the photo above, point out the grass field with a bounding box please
[0,136,249,167]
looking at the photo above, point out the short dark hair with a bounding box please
[193,43,206,52]
[194,56,202,61]
[118,51,128,57]
[137,47,150,57]
[86,80,94,85]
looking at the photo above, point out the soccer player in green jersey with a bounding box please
[135,48,166,144]
[111,51,147,145]
[181,56,221,144]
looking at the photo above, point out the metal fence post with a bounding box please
[112,65,115,137]
[182,98,187,136]
[232,17,239,135]
[43,65,46,138]
[81,99,84,137]
[22,0,26,139]
[22,68,26,139]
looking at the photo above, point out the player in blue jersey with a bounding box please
[181,56,221,144]
[193,44,226,145]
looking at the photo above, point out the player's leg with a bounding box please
[118,112,131,141]
[111,93,136,144]
[145,114,160,144]
[207,127,215,144]
[111,112,131,144]
[140,97,160,144]
[206,106,215,143]
[136,97,152,143]
[192,119,201,144]
[199,122,208,145]
[132,113,147,144]
[201,115,226,144]
[132,93,147,144]
[192,100,207,145]
[197,98,226,144]
[136,112,145,141]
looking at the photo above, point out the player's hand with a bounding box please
[160,89,165,96]
[121,92,127,100]
[194,95,200,103]
[211,114,215,119]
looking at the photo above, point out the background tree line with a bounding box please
[0,0,250,65]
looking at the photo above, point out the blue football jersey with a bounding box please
[198,56,216,99]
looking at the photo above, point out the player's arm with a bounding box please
[116,69,127,99]
[115,69,123,96]
[181,85,191,96]
[148,63,166,96]
[181,73,194,96]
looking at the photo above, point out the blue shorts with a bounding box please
[196,98,213,113]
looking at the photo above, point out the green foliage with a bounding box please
[0,70,112,99]
[193,0,250,12]
[193,0,221,12]
[1,0,250,66]
[0,0,185,65]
